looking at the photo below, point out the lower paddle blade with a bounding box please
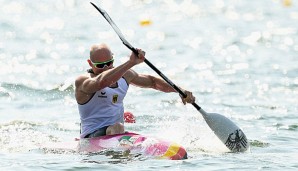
[203,112,249,152]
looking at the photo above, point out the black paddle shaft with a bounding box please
[90,2,201,111]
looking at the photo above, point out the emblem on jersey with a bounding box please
[225,129,248,152]
[112,94,118,103]
[98,91,107,98]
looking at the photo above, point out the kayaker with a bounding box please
[75,43,196,138]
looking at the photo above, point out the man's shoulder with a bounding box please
[75,74,90,86]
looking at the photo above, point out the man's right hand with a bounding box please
[129,48,145,65]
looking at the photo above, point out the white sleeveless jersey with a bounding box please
[78,77,129,138]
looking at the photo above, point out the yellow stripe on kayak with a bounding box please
[160,143,181,159]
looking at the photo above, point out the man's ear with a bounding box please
[87,59,93,67]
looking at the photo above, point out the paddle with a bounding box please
[90,2,249,152]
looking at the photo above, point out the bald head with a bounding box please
[90,44,113,62]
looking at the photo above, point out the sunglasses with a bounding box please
[91,58,114,69]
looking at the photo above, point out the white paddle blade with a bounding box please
[201,111,249,152]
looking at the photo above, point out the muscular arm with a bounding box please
[75,61,136,104]
[76,61,135,94]
[126,69,176,93]
[125,69,196,105]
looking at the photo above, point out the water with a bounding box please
[1,0,297,170]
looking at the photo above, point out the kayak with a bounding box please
[42,113,187,160]
[78,132,187,160]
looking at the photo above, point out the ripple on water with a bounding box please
[249,139,270,148]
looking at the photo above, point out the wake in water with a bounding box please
[0,115,268,163]
[0,117,271,167]
[0,120,76,153]
[150,115,230,153]
[0,121,58,153]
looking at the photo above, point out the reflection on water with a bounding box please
[39,147,147,164]
[81,150,145,164]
